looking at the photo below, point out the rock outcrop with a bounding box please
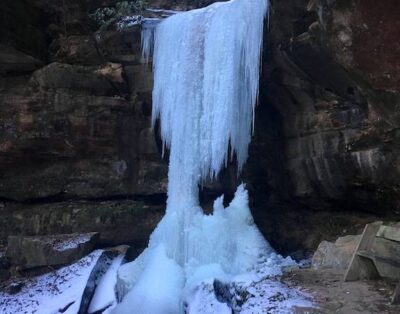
[6,233,99,269]
[249,0,400,253]
[0,200,164,248]
[264,0,400,213]
[312,235,360,270]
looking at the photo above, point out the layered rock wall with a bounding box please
[251,0,400,253]
[267,0,400,212]
[0,0,399,252]
[0,0,171,247]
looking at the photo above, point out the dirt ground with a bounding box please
[282,269,400,314]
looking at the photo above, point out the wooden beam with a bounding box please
[392,282,400,305]
[344,221,383,281]
[377,225,400,243]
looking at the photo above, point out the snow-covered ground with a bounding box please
[0,251,103,314]
[185,258,314,314]
[187,277,314,313]
[0,248,314,314]
[0,256,313,314]
[239,277,314,313]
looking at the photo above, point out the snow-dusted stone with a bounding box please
[0,246,130,314]
[79,245,129,314]
[6,232,99,269]
[0,250,103,314]
[87,253,125,314]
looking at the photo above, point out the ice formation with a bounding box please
[112,0,296,313]
[140,18,160,63]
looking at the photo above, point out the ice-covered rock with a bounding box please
[0,251,103,314]
[6,232,99,269]
[88,253,125,314]
[1,246,130,314]
[80,246,129,314]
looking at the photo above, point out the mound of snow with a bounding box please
[112,245,184,314]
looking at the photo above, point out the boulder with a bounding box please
[312,235,361,270]
[0,200,164,249]
[79,245,129,314]
[30,62,127,96]
[6,232,99,269]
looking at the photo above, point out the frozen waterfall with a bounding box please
[112,1,294,313]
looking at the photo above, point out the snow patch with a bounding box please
[112,245,184,314]
[0,251,103,314]
[53,234,92,251]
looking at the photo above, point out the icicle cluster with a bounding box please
[140,18,160,63]
[112,1,277,313]
[152,0,267,182]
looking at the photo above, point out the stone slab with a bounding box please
[6,232,99,269]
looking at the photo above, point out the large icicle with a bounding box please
[140,18,160,63]
[152,0,267,180]
[112,1,295,313]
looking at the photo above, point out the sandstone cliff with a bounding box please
[0,0,398,253]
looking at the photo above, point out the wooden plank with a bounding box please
[374,257,400,280]
[357,250,375,259]
[372,238,400,262]
[344,221,383,281]
[392,282,400,305]
[357,221,383,251]
[377,225,400,243]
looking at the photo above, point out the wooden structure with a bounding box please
[344,221,400,304]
